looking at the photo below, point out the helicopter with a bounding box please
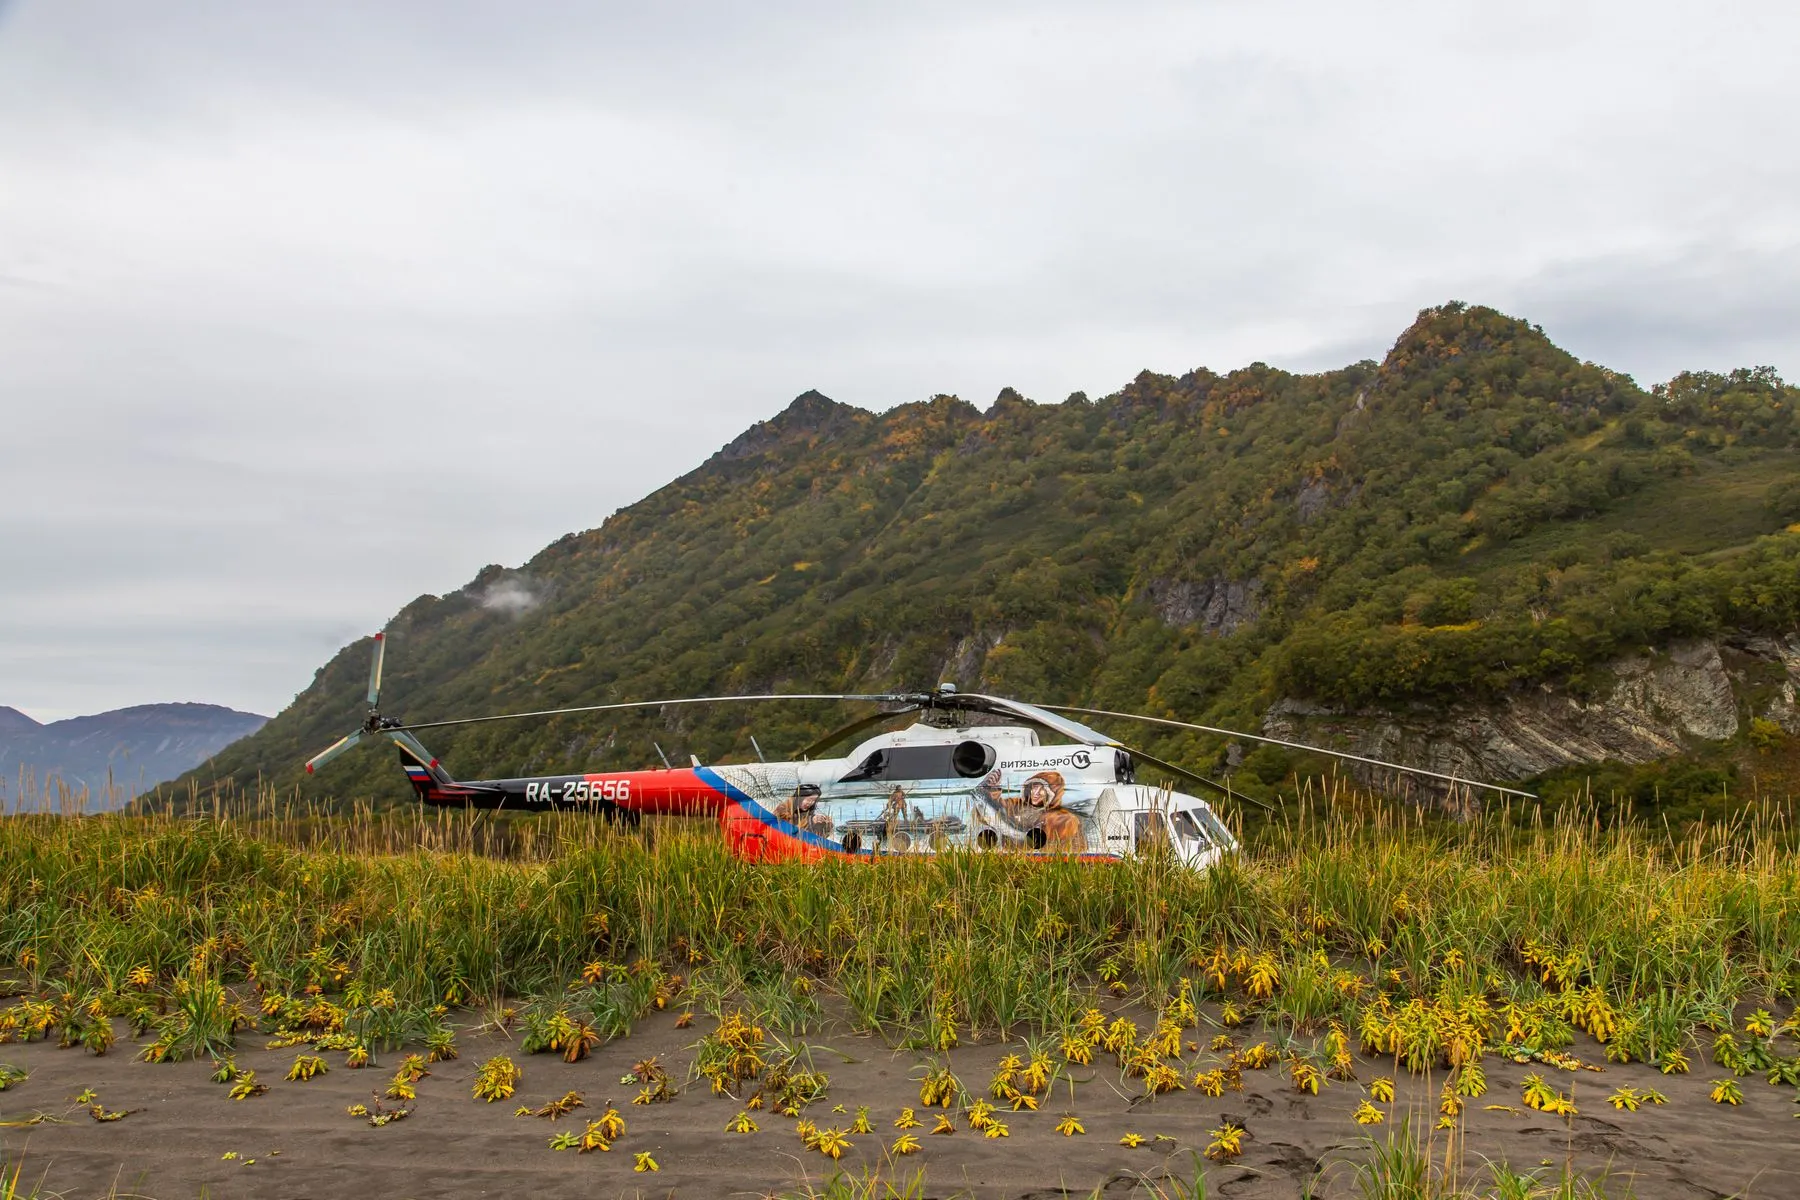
[303,633,1534,870]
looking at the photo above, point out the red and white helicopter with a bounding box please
[305,634,1533,870]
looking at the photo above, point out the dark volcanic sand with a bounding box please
[4,1008,1797,1199]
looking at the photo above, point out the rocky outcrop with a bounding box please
[1147,577,1264,635]
[941,630,1001,687]
[1295,477,1332,523]
[1743,634,1800,733]
[1262,637,1797,790]
[713,390,862,463]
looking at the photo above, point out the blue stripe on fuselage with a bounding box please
[693,765,873,856]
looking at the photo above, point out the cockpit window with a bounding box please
[1196,805,1235,848]
[1168,808,1207,845]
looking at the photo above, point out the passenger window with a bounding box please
[839,750,888,783]
[1133,811,1169,850]
[837,743,995,783]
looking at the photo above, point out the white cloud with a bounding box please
[1,0,1795,717]
[474,577,544,618]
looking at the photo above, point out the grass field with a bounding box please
[4,794,1800,1197]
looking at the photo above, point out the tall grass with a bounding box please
[5,765,132,817]
[2,785,1797,1053]
[1323,1126,1639,1200]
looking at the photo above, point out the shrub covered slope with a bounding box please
[174,303,1800,806]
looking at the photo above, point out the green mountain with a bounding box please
[170,303,1800,812]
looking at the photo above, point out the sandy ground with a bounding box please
[4,1007,1798,1200]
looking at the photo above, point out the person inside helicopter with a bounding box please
[773,783,834,836]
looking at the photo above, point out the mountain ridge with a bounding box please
[5,702,267,811]
[162,302,1800,811]
[0,707,41,738]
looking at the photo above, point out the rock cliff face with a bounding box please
[1262,636,1799,789]
[1755,634,1800,733]
[1147,576,1264,635]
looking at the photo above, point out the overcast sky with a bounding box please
[3,1,1796,722]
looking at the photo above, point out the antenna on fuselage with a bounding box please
[653,743,673,770]
[751,736,766,763]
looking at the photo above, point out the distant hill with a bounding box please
[0,707,40,739]
[164,302,1800,813]
[3,703,267,811]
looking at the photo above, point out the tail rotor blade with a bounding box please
[304,730,363,774]
[366,633,386,708]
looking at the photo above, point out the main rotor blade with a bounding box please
[397,692,922,733]
[367,633,386,708]
[1043,704,1536,800]
[927,693,1120,747]
[1123,744,1274,813]
[304,730,363,774]
[796,705,921,760]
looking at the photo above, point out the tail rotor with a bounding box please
[303,633,411,776]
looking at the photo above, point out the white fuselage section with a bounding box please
[711,721,1237,869]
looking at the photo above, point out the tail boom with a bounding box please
[402,762,739,817]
